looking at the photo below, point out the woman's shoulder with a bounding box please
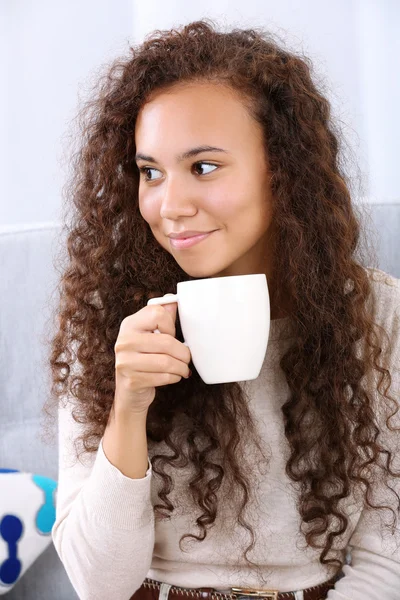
[364,266,400,323]
[365,266,400,290]
[362,268,400,381]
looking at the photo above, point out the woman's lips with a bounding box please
[169,231,214,249]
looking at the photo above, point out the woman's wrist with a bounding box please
[102,404,149,479]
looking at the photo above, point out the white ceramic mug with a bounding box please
[147,274,270,384]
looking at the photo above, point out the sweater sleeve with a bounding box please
[51,399,155,600]
[327,278,400,600]
[327,495,400,600]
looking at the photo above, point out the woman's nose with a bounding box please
[159,177,197,219]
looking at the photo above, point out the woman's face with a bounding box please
[135,82,276,280]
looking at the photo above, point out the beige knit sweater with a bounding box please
[52,268,400,600]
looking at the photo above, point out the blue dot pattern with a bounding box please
[32,475,57,535]
[0,471,57,587]
[0,515,23,585]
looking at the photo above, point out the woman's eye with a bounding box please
[193,162,218,176]
[139,167,162,181]
[138,161,217,182]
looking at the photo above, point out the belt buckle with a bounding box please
[231,587,278,600]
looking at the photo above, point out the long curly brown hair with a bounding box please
[44,19,400,577]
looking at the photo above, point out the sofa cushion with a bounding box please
[0,470,56,595]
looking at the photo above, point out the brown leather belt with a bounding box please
[130,574,340,600]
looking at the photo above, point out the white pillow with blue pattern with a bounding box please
[0,469,57,595]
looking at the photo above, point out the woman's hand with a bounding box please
[113,298,191,415]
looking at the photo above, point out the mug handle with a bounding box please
[147,294,178,306]
[147,294,189,347]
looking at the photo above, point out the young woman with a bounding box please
[48,19,400,600]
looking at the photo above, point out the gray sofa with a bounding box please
[0,205,399,600]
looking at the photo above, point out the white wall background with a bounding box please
[0,0,133,227]
[1,0,399,228]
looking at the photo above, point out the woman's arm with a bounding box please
[52,399,155,600]
[327,286,400,599]
[326,502,400,599]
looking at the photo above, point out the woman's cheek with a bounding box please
[138,194,169,249]
[205,192,235,219]
[138,192,157,225]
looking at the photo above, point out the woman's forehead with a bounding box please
[135,83,263,157]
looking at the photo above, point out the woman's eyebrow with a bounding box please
[135,145,229,164]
